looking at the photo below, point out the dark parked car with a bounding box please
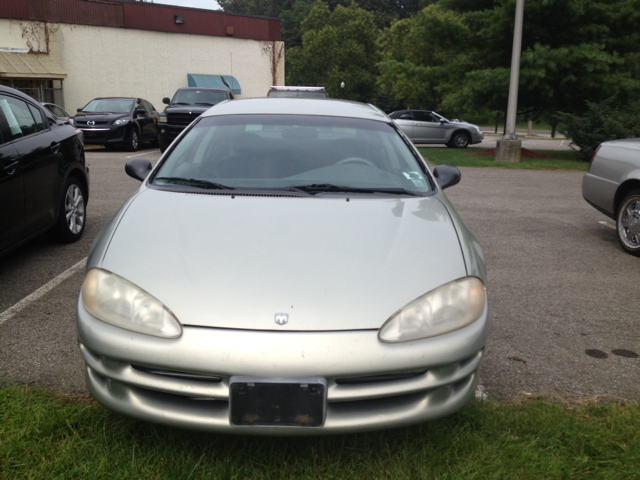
[42,102,73,125]
[74,97,159,152]
[389,110,484,148]
[0,85,89,256]
[158,88,234,152]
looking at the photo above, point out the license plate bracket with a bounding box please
[229,376,327,428]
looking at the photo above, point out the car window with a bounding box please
[398,112,414,120]
[82,98,134,113]
[267,90,328,98]
[52,105,65,117]
[0,94,39,140]
[172,90,230,106]
[153,114,432,194]
[27,104,46,132]
[140,100,153,113]
[413,111,438,122]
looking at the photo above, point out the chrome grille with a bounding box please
[167,112,200,126]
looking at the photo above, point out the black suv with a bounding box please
[74,97,159,151]
[158,88,234,152]
[0,86,89,256]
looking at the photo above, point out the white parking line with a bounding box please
[126,150,159,159]
[598,221,616,230]
[0,257,87,326]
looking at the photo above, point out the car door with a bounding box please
[145,100,159,139]
[411,111,447,142]
[0,93,65,236]
[393,112,415,140]
[137,100,156,140]
[0,113,23,252]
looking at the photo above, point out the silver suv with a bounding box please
[389,109,484,148]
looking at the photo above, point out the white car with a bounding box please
[77,98,488,435]
[582,138,640,256]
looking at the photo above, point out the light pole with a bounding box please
[340,81,345,99]
[495,0,524,162]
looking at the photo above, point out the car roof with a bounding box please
[202,98,390,123]
[176,87,230,92]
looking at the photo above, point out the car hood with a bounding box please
[99,189,467,331]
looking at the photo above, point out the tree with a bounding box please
[377,0,640,126]
[286,2,379,101]
[440,0,640,128]
[377,5,472,110]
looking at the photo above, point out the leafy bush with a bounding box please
[560,97,640,161]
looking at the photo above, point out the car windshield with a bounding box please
[172,89,229,106]
[81,98,134,113]
[153,114,432,194]
[268,90,328,98]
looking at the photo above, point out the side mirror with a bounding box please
[125,157,153,181]
[439,118,446,124]
[135,108,146,116]
[433,164,461,190]
[162,97,170,105]
[77,108,83,112]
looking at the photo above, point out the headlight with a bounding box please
[81,268,182,338]
[379,277,485,343]
[158,115,167,123]
[114,119,129,125]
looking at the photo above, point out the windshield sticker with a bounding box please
[403,171,426,187]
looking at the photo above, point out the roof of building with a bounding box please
[0,0,280,42]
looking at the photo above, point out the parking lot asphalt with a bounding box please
[1,145,638,400]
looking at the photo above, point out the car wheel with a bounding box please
[125,129,139,152]
[616,189,640,256]
[52,177,86,243]
[450,131,470,148]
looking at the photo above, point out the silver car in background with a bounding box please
[77,98,488,435]
[583,138,640,256]
[389,109,484,148]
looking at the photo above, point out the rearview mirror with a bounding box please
[433,164,461,190]
[125,157,153,182]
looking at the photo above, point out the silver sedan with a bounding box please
[77,98,488,435]
[582,138,640,256]
[388,109,484,148]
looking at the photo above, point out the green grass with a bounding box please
[420,148,589,171]
[2,387,640,479]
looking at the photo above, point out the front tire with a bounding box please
[448,131,470,148]
[125,129,139,152]
[616,189,640,256]
[52,177,86,243]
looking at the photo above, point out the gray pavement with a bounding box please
[1,147,638,401]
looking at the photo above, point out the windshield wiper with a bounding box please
[155,177,234,190]
[172,102,190,105]
[195,102,215,106]
[288,184,421,196]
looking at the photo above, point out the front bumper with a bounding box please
[158,124,186,143]
[471,131,484,145]
[77,297,488,435]
[79,126,126,145]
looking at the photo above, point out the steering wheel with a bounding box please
[335,157,376,167]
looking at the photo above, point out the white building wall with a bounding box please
[0,19,284,112]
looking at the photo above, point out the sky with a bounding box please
[152,0,221,11]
